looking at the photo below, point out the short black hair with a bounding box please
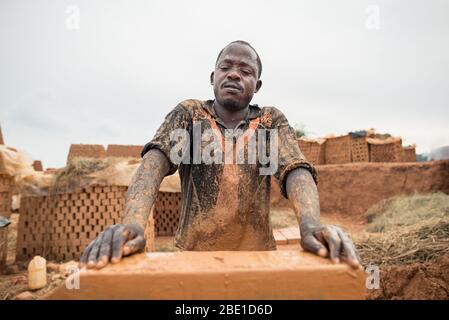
[215,40,262,78]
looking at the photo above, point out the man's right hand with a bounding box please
[80,224,145,269]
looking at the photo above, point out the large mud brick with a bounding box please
[46,250,365,300]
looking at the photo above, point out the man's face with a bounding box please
[211,43,262,111]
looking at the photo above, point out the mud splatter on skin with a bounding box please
[287,168,362,268]
[142,99,319,252]
[286,168,321,230]
[185,163,274,251]
[123,149,170,228]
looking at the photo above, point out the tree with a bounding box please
[293,123,306,138]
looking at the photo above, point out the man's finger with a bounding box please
[111,225,129,263]
[123,235,146,257]
[336,229,362,269]
[300,233,328,257]
[87,232,104,268]
[322,227,342,264]
[96,226,116,269]
[80,239,95,267]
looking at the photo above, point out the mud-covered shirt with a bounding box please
[142,99,317,251]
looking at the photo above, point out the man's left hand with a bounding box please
[300,224,362,269]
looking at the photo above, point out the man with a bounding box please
[80,40,361,270]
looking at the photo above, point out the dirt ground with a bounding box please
[368,254,449,299]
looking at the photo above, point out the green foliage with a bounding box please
[293,123,306,138]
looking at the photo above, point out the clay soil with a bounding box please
[367,254,449,300]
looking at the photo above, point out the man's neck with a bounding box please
[213,101,249,129]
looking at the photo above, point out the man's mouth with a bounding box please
[222,82,243,93]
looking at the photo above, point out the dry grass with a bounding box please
[355,192,449,267]
[56,158,111,180]
[364,192,449,232]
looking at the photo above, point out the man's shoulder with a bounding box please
[260,105,284,115]
[259,105,288,128]
[176,99,207,112]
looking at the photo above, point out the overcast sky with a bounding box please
[1,0,448,168]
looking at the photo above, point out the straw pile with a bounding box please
[355,192,449,266]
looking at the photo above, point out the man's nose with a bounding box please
[227,69,241,81]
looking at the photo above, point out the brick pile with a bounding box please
[105,144,143,158]
[298,132,415,164]
[0,173,13,266]
[153,192,181,237]
[16,185,155,262]
[369,139,404,163]
[297,139,325,165]
[324,135,352,164]
[350,136,370,162]
[67,144,106,163]
[403,146,417,162]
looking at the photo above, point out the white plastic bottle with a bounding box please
[28,255,47,290]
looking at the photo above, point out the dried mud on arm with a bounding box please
[122,149,170,229]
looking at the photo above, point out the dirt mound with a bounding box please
[356,193,449,267]
[369,254,449,300]
[357,193,449,299]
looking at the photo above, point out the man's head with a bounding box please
[211,41,262,111]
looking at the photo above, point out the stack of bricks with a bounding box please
[350,136,370,162]
[369,139,404,163]
[298,133,413,164]
[105,144,143,158]
[16,185,155,262]
[297,139,325,165]
[0,173,13,266]
[324,135,352,164]
[403,146,417,162]
[67,144,106,164]
[153,192,181,237]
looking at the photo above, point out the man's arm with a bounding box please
[80,149,170,269]
[286,167,361,269]
[122,148,170,228]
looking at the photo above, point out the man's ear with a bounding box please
[255,79,262,93]
[210,72,214,85]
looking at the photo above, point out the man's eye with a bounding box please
[220,66,230,70]
[242,69,252,75]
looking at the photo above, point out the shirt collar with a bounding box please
[203,99,262,123]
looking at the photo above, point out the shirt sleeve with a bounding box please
[270,107,318,199]
[141,104,191,176]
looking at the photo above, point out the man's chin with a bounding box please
[221,98,244,110]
